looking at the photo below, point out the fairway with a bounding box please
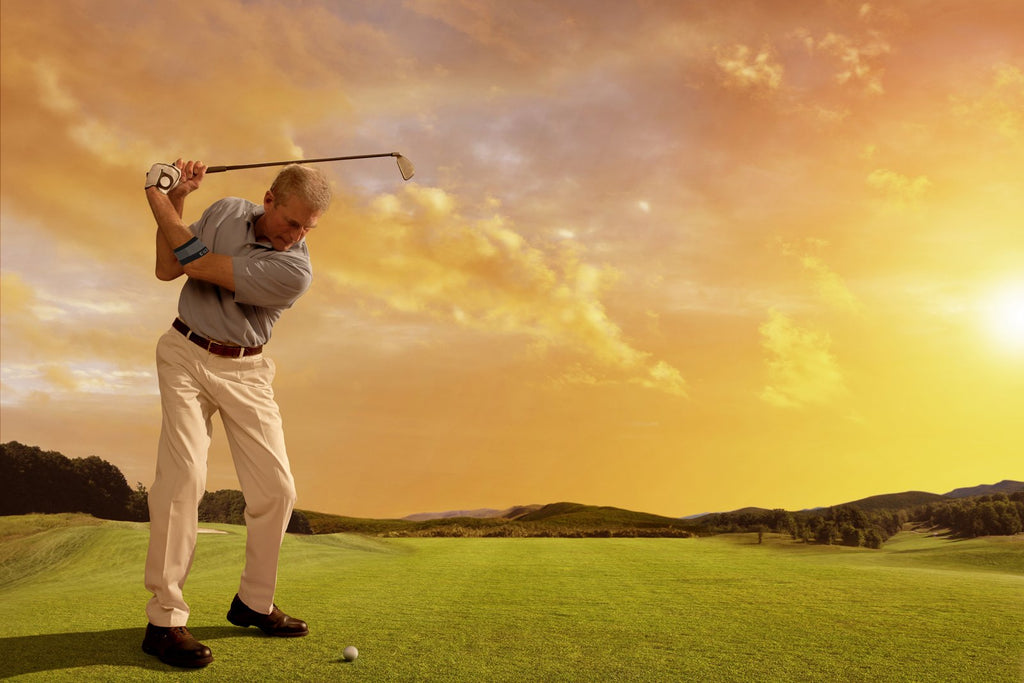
[1,515,1022,681]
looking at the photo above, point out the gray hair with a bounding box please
[270,164,333,214]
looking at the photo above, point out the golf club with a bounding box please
[205,152,415,181]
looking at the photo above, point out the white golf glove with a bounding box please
[145,163,181,194]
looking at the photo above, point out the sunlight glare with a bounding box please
[983,284,1024,353]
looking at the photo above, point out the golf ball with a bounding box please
[343,645,359,662]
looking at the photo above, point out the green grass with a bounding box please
[1,515,1022,681]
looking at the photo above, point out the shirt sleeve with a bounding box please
[190,202,217,239]
[232,250,312,309]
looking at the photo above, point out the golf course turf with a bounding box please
[1,514,1022,681]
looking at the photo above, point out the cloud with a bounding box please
[800,30,891,95]
[636,361,687,397]
[800,254,862,314]
[40,364,79,392]
[314,185,687,397]
[0,360,156,406]
[714,44,784,92]
[0,0,701,419]
[27,61,165,166]
[951,64,1024,141]
[866,168,932,206]
[0,263,162,405]
[0,272,34,309]
[405,0,539,65]
[778,239,862,314]
[759,309,847,409]
[763,241,858,409]
[0,0,382,261]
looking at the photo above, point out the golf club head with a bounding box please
[395,154,415,181]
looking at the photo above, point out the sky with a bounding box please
[1,0,1022,520]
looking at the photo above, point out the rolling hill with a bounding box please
[403,504,542,522]
[323,481,1024,538]
[689,482,1024,520]
[303,501,696,537]
[4,441,1020,542]
[944,480,1024,498]
[833,490,948,511]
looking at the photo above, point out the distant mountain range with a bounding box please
[404,480,1024,521]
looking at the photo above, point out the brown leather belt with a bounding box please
[172,318,263,358]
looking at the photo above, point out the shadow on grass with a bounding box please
[0,626,239,678]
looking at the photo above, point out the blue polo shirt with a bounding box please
[177,197,312,347]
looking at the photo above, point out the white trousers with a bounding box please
[145,328,297,627]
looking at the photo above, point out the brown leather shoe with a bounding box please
[227,593,309,637]
[142,624,213,668]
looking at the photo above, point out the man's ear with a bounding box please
[264,190,274,207]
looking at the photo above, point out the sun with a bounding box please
[982,284,1024,353]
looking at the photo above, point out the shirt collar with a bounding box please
[247,206,270,248]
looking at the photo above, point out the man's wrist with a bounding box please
[167,185,191,200]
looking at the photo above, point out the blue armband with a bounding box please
[174,237,209,266]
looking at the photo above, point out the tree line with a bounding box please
[694,491,1024,548]
[3,441,1021,543]
[0,441,309,533]
[696,506,905,548]
[1,441,148,521]
[198,488,311,534]
[913,493,1024,537]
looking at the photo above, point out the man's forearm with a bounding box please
[155,230,185,281]
[169,190,187,219]
[147,187,195,249]
[147,188,235,291]
[151,188,189,281]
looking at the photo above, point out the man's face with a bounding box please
[258,191,322,251]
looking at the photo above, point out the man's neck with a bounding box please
[253,213,271,245]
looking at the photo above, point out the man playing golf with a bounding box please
[141,158,331,668]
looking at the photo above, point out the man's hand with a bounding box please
[168,159,206,200]
[145,163,181,194]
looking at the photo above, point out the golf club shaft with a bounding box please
[205,152,402,174]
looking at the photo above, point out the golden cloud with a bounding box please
[800,255,862,314]
[815,32,890,95]
[0,267,160,403]
[0,0,378,261]
[759,309,847,409]
[314,185,687,397]
[951,64,1024,141]
[0,272,33,310]
[866,168,931,206]
[714,44,784,92]
[778,239,862,314]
